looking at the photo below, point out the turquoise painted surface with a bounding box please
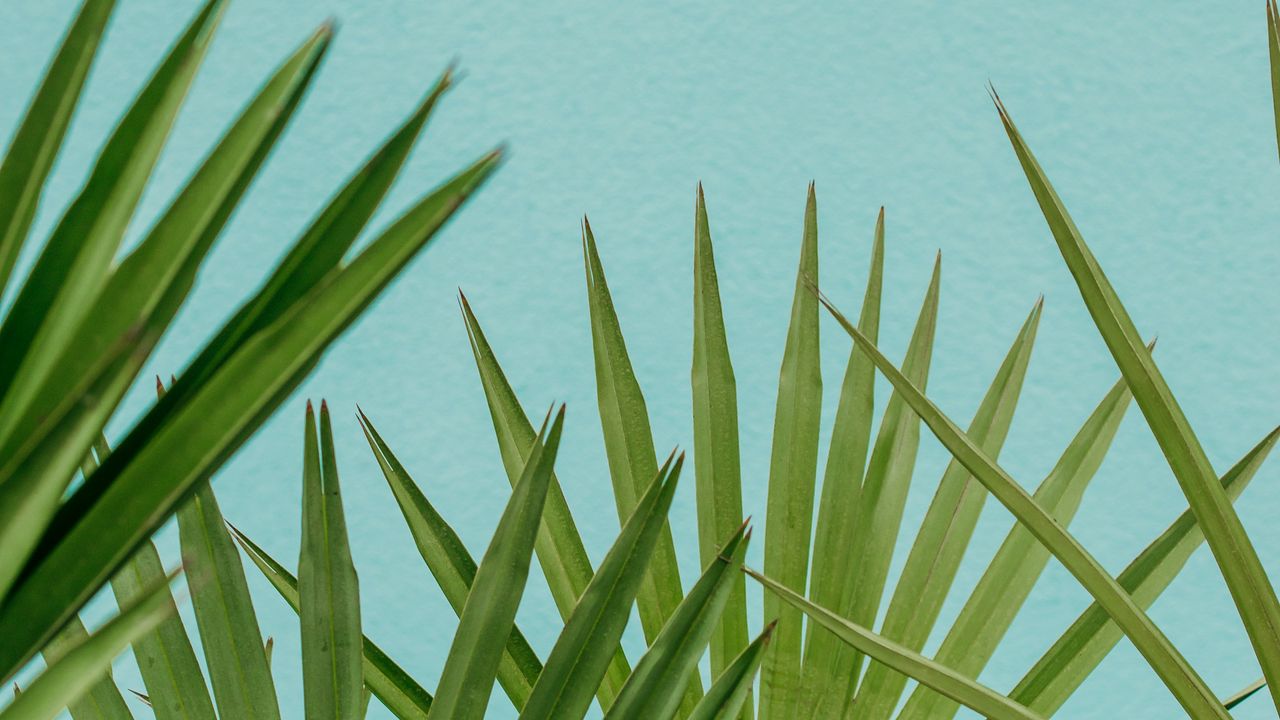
[2,1,1278,717]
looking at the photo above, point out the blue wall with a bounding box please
[2,1,1277,717]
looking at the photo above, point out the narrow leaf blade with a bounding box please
[229,527,433,719]
[749,569,1043,720]
[520,455,683,720]
[605,524,751,720]
[299,402,363,720]
[428,408,563,720]
[690,185,749,695]
[816,290,1228,718]
[359,410,541,711]
[993,89,1280,712]
[1009,427,1280,716]
[898,374,1135,720]
[760,185,822,720]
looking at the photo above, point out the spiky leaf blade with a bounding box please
[459,292,632,707]
[428,408,563,720]
[359,410,541,710]
[229,527,433,719]
[851,298,1039,719]
[749,570,1043,720]
[897,373,1135,720]
[801,208,883,713]
[816,291,1228,718]
[690,185,748,699]
[760,185,822,720]
[605,524,751,720]
[520,455,683,720]
[1008,428,1280,716]
[0,0,117,295]
[689,625,775,720]
[299,402,363,720]
[178,483,280,720]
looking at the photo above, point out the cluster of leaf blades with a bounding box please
[0,0,500,712]
[6,1,1280,719]
[386,10,1279,717]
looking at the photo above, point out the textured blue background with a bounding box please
[2,1,1278,717]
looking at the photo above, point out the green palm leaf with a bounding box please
[749,570,1043,720]
[0,0,228,603]
[898,372,1135,720]
[179,482,281,720]
[520,454,683,719]
[801,207,882,713]
[851,298,1040,720]
[0,146,501,680]
[689,624,775,720]
[826,253,939,708]
[760,185,822,720]
[6,21,330,468]
[299,402,363,720]
[113,539,215,720]
[359,409,542,711]
[108,384,213,720]
[1010,427,1279,716]
[816,289,1229,718]
[229,526,434,719]
[459,292,633,706]
[0,575,177,720]
[428,407,563,720]
[40,616,134,720]
[0,0,116,296]
[605,523,751,720]
[1224,677,1267,710]
[582,219,701,714]
[0,0,225,453]
[691,184,749,695]
[992,88,1280,714]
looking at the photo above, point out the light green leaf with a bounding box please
[0,0,117,296]
[178,483,280,720]
[689,624,775,720]
[760,185,822,720]
[749,569,1043,720]
[229,526,433,719]
[993,88,1280,713]
[816,290,1228,718]
[605,523,751,720]
[801,207,882,714]
[359,409,541,711]
[898,372,1134,720]
[1224,677,1267,710]
[459,292,632,708]
[300,401,363,720]
[583,218,701,714]
[851,298,1039,720]
[428,408,563,720]
[818,252,939,714]
[113,539,216,720]
[520,454,683,720]
[690,184,748,696]
[0,575,176,720]
[1009,427,1280,716]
